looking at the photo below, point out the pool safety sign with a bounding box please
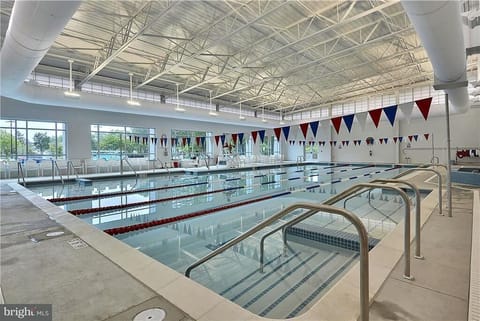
[0,304,51,321]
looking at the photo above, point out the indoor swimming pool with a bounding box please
[29,163,413,318]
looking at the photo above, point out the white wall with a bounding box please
[327,105,479,164]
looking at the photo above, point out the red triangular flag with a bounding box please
[231,133,238,144]
[299,123,309,139]
[251,131,258,144]
[368,108,383,128]
[393,137,398,143]
[273,128,282,141]
[379,138,384,144]
[331,117,342,134]
[214,135,220,146]
[196,137,201,146]
[416,97,433,120]
[408,135,413,142]
[424,133,430,141]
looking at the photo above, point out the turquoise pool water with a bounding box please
[29,163,410,318]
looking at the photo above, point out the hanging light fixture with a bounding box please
[127,72,140,106]
[279,109,285,125]
[64,59,80,98]
[175,83,185,112]
[208,90,218,116]
[239,101,246,120]
[261,105,267,123]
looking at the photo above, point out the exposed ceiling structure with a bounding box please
[0,0,435,116]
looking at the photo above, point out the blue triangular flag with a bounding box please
[282,126,290,141]
[383,105,398,126]
[399,136,404,142]
[238,133,244,144]
[413,134,418,141]
[220,135,226,146]
[258,130,266,144]
[343,114,355,132]
[309,121,319,137]
[200,136,206,146]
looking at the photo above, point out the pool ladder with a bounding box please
[182,165,452,321]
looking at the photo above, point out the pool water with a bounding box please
[29,163,410,318]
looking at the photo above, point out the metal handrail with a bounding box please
[258,183,413,280]
[66,160,80,180]
[341,189,397,224]
[51,160,64,185]
[393,167,445,216]
[186,203,370,321]
[371,179,423,259]
[17,162,26,186]
[122,157,138,177]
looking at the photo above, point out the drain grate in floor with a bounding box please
[67,238,88,249]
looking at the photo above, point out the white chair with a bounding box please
[24,159,40,177]
[97,159,110,173]
[1,160,10,179]
[39,160,53,177]
[55,160,69,176]
[69,159,84,175]
[85,159,98,174]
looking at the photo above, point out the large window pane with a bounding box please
[0,119,65,160]
[91,124,155,160]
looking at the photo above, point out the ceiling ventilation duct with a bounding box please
[401,1,470,113]
[0,0,81,96]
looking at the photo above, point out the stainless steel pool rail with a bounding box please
[341,189,396,224]
[393,166,445,216]
[185,203,370,321]
[370,179,423,259]
[66,160,80,180]
[17,161,26,186]
[51,160,64,185]
[257,183,413,280]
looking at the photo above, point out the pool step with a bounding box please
[286,223,380,252]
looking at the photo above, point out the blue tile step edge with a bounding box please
[286,222,379,252]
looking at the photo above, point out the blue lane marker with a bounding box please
[288,177,300,181]
[340,169,348,172]
[326,171,334,174]
[272,191,291,198]
[225,177,241,181]
[363,173,372,176]
[331,179,341,184]
[261,181,277,185]
[254,174,266,178]
[349,176,358,180]
[306,184,320,190]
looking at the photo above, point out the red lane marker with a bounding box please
[69,186,242,216]
[104,194,274,236]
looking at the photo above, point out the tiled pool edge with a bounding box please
[8,176,441,321]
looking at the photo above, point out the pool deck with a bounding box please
[0,168,478,321]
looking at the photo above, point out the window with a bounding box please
[259,136,279,156]
[171,129,211,159]
[91,125,155,160]
[0,119,66,160]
